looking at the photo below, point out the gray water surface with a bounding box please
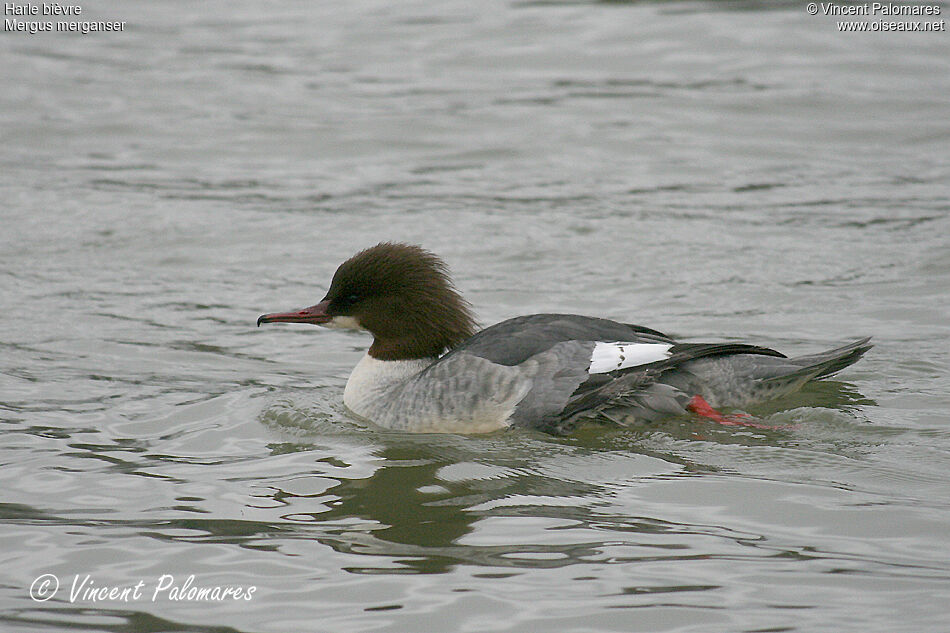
[2,1,950,632]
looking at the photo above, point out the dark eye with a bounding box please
[334,293,361,310]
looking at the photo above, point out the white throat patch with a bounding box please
[321,315,364,330]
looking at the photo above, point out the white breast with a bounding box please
[343,354,430,414]
[588,342,673,374]
[341,352,523,433]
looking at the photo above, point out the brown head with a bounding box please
[257,243,477,360]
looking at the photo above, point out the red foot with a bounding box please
[686,396,789,430]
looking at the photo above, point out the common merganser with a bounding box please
[258,243,872,434]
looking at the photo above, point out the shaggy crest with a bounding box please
[325,243,477,360]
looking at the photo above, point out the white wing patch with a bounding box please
[588,342,673,374]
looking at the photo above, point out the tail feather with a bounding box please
[765,337,873,384]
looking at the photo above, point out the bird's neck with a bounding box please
[342,353,434,417]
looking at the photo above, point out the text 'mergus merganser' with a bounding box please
[258,243,871,434]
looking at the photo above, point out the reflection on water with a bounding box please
[259,413,621,573]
